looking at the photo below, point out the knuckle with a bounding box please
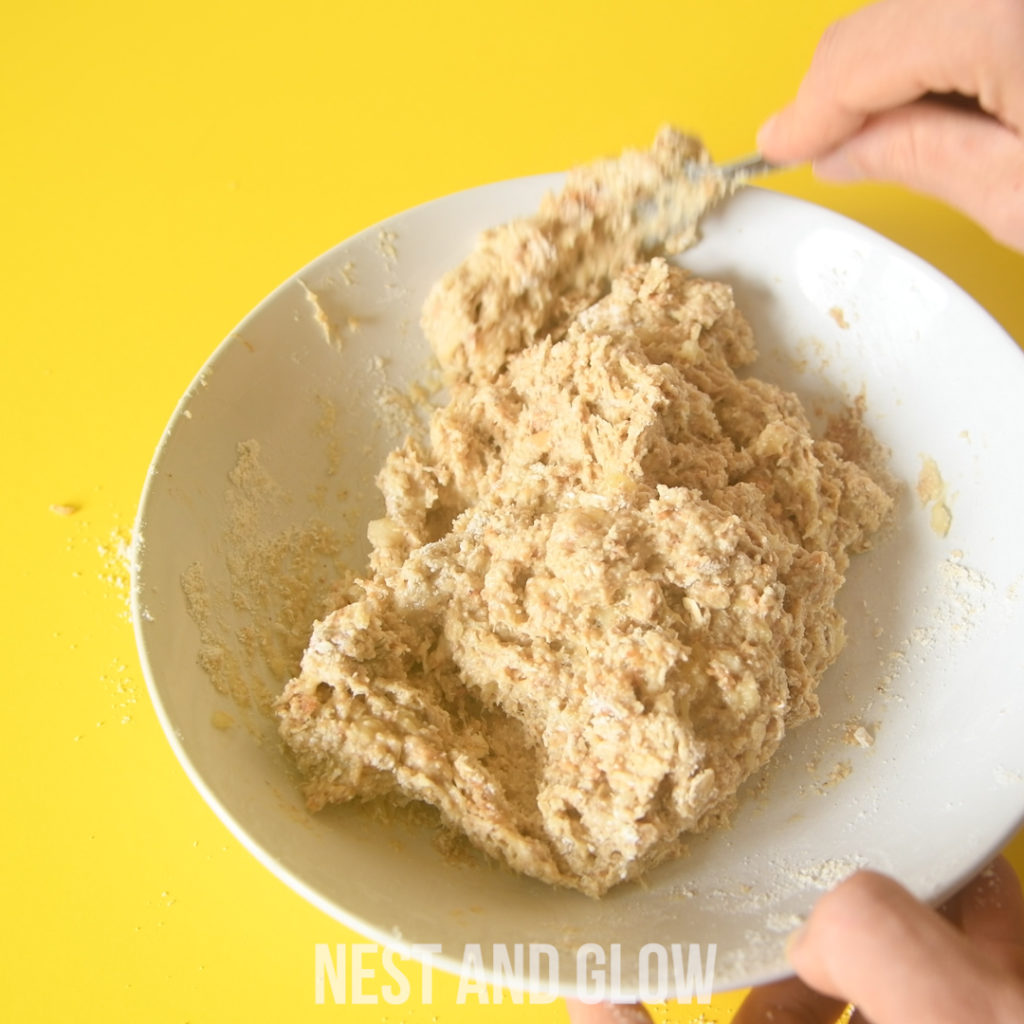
[813,18,844,63]
[809,20,845,93]
[851,109,933,181]
[977,146,1024,249]
[888,116,928,175]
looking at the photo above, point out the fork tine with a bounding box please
[684,153,778,185]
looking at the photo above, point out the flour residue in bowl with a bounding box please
[181,439,353,723]
[274,128,896,897]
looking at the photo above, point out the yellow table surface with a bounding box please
[4,1,1023,1020]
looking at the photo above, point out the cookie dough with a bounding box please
[276,129,893,896]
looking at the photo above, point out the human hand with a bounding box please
[756,0,1024,251]
[564,856,1024,1023]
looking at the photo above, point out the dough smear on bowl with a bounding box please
[276,128,894,897]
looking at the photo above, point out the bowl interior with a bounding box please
[133,179,1024,997]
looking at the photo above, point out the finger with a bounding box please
[564,999,653,1024]
[732,972,849,1024]
[788,870,1024,1023]
[757,0,1024,163]
[811,100,1024,251]
[941,857,1024,974]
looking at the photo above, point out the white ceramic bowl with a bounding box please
[133,177,1024,998]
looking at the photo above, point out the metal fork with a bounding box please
[683,153,781,189]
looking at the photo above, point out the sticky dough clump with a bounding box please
[276,128,893,896]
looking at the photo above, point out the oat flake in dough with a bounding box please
[276,128,893,897]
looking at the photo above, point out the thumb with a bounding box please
[812,100,1024,252]
[788,870,1024,1023]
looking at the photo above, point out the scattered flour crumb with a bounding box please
[828,306,850,329]
[850,725,874,748]
[378,229,397,263]
[994,766,1024,787]
[941,553,995,594]
[916,455,952,537]
[790,856,865,890]
[301,281,344,351]
[765,911,804,934]
[98,526,134,622]
[816,760,852,793]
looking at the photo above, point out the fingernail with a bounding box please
[814,148,864,182]
[756,113,780,152]
[785,921,808,960]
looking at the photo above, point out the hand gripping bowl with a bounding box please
[132,177,1024,999]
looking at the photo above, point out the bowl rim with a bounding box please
[131,174,1024,998]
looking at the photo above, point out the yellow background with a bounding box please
[3,0,1023,1021]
